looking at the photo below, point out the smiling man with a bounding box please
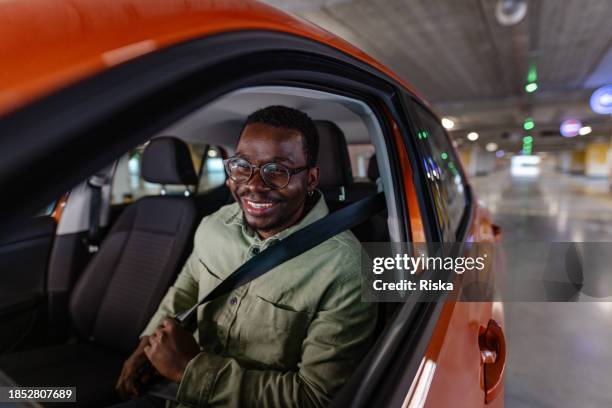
[115,106,377,408]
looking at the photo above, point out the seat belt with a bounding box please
[146,192,386,400]
[86,174,107,254]
[174,191,385,328]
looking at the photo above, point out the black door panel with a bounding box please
[0,216,55,351]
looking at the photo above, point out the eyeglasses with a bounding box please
[223,157,308,189]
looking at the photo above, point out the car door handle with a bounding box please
[479,319,506,404]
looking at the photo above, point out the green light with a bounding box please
[523,133,534,155]
[525,82,538,93]
[523,118,535,131]
[527,63,538,83]
[422,131,428,139]
[441,152,448,160]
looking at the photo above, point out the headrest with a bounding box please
[367,154,379,181]
[315,121,353,188]
[141,136,198,185]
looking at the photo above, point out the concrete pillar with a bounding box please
[459,149,472,176]
[570,149,586,175]
[585,141,609,178]
[556,151,572,173]
[471,145,496,176]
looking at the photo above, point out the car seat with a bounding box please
[0,136,199,407]
[314,121,388,243]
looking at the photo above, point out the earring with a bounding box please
[308,190,314,197]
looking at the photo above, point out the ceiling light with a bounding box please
[590,85,612,115]
[441,117,455,129]
[525,82,538,93]
[579,126,592,136]
[486,143,499,152]
[207,149,218,157]
[560,119,582,138]
[495,0,527,26]
[527,62,538,83]
[467,132,479,141]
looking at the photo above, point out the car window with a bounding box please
[197,145,227,193]
[37,201,57,217]
[347,144,376,181]
[413,103,468,241]
[111,142,201,204]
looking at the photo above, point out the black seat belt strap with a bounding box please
[174,192,386,328]
[86,174,106,254]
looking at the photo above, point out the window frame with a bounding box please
[408,98,472,242]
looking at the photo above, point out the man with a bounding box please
[115,105,377,407]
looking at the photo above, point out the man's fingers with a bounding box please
[131,383,140,397]
[116,368,131,400]
[116,381,126,400]
[162,318,178,331]
[140,369,153,384]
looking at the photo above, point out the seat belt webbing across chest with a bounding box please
[173,192,386,328]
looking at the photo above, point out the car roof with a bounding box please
[0,0,421,115]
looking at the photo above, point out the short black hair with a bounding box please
[241,105,319,167]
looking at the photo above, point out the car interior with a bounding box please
[0,86,403,407]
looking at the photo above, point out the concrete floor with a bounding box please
[471,169,612,408]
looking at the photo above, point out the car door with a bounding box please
[402,99,506,407]
[0,199,64,352]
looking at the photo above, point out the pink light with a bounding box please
[560,119,582,138]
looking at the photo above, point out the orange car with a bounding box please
[0,1,504,407]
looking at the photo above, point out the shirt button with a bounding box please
[252,247,260,255]
[229,296,238,305]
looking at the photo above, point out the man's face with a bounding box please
[228,123,319,238]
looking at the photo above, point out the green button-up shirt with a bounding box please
[142,194,377,407]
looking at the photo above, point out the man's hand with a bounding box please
[116,336,155,399]
[144,318,201,383]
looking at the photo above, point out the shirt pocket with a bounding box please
[196,259,225,347]
[237,295,312,370]
[197,258,223,295]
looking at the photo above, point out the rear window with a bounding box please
[347,144,376,181]
[111,143,202,204]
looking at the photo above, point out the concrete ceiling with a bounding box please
[263,0,612,153]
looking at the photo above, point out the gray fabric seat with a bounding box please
[314,122,388,242]
[315,120,354,206]
[0,136,199,407]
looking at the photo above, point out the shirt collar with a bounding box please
[224,190,329,245]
